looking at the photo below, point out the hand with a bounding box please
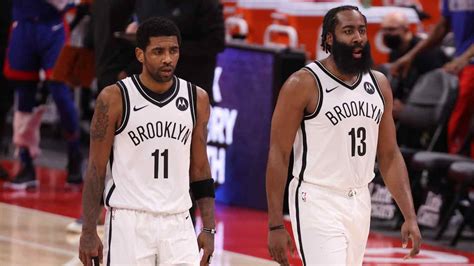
[79,231,103,266]
[197,231,215,266]
[392,99,404,119]
[443,56,469,75]
[126,22,139,34]
[391,54,413,78]
[400,220,422,259]
[268,229,295,266]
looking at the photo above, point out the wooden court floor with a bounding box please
[1,160,474,265]
[0,203,275,265]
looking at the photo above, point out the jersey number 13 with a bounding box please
[348,127,367,157]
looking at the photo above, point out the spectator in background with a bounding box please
[66,0,140,233]
[3,0,83,189]
[382,11,448,119]
[90,0,140,92]
[392,0,474,158]
[134,0,225,105]
[0,0,12,180]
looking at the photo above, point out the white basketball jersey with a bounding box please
[292,61,385,189]
[104,75,197,214]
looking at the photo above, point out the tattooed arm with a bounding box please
[189,87,215,266]
[79,85,122,266]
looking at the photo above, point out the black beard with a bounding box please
[331,38,373,75]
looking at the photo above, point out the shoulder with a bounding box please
[194,86,210,119]
[282,69,318,94]
[195,86,210,106]
[370,70,393,102]
[97,84,122,104]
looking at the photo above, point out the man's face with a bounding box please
[381,25,406,50]
[329,10,373,74]
[137,36,179,83]
[381,16,408,50]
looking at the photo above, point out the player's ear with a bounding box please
[326,32,334,47]
[136,47,144,63]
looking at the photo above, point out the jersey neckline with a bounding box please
[132,74,179,107]
[314,60,362,90]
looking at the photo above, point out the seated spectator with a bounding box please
[381,11,449,150]
[382,11,449,119]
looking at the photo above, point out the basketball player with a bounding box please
[79,17,215,265]
[266,6,421,266]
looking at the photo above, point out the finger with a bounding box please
[268,246,274,259]
[390,65,399,77]
[275,247,289,266]
[206,253,213,265]
[99,243,104,264]
[401,229,408,249]
[271,247,282,263]
[79,251,86,265]
[410,234,421,257]
[287,237,296,256]
[83,253,92,266]
[269,247,279,262]
[201,249,211,266]
[402,66,409,79]
[199,256,207,266]
[92,256,100,266]
[200,250,209,266]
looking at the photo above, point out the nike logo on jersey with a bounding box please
[133,105,148,111]
[325,86,338,93]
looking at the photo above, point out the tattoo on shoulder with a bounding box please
[91,98,109,141]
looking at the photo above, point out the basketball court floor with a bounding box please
[1,158,473,265]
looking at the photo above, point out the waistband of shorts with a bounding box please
[293,177,368,197]
[110,207,188,217]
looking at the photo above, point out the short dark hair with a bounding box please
[321,5,367,53]
[136,17,182,50]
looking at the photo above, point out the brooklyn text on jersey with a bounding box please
[127,121,192,146]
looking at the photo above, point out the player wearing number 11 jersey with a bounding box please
[266,5,421,266]
[79,17,216,266]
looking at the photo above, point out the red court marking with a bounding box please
[1,160,473,265]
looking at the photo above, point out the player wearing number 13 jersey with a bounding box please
[266,6,421,266]
[79,17,216,266]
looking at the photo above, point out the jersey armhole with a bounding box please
[302,66,324,120]
[115,80,130,135]
[187,82,197,127]
[369,70,386,108]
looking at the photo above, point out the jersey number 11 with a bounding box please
[151,149,169,179]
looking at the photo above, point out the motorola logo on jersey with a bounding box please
[364,82,375,95]
[176,97,189,111]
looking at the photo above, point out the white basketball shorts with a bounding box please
[289,178,371,265]
[103,208,199,265]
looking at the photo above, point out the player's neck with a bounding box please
[139,72,174,94]
[321,57,360,85]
